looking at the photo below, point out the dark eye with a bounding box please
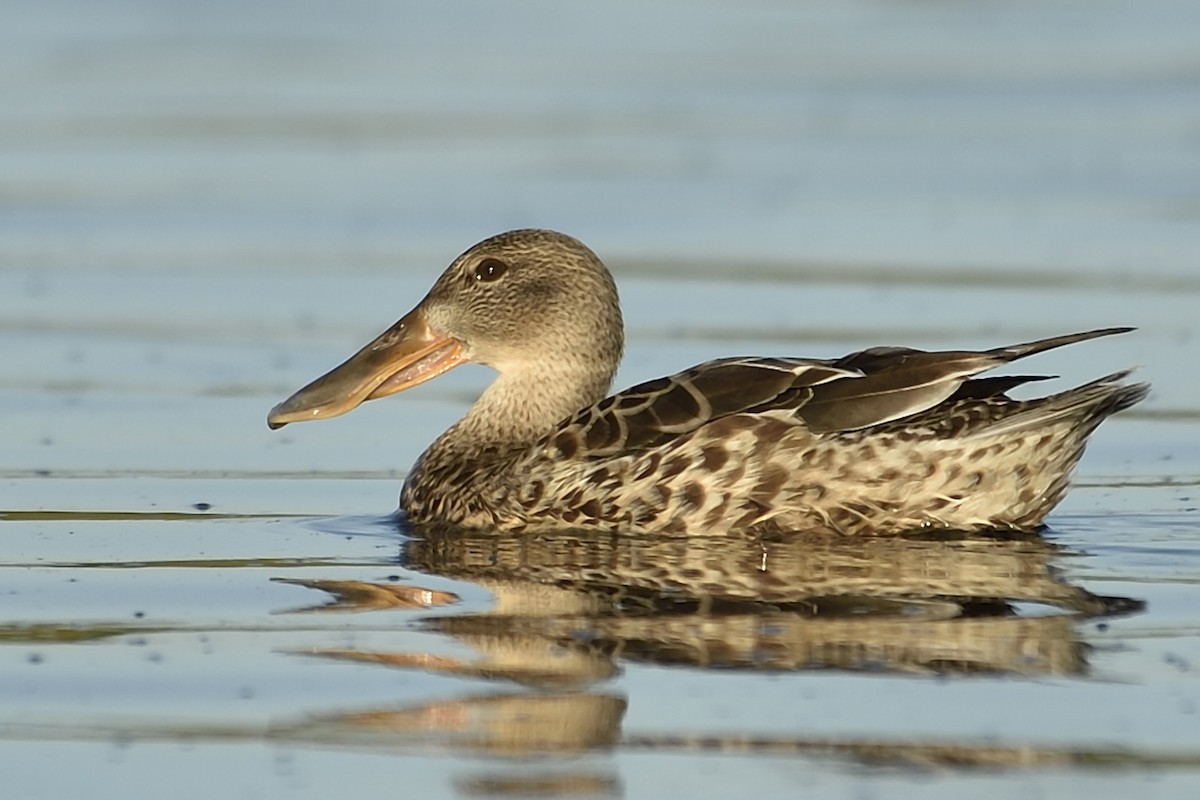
[473,258,508,283]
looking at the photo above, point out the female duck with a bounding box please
[268,229,1146,536]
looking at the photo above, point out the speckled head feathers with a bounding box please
[424,229,624,378]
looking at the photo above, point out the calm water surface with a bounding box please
[3,1,1200,798]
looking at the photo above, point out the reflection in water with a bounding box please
[271,576,459,612]
[303,530,1139,678]
[272,529,1146,772]
[454,771,622,799]
[276,692,625,754]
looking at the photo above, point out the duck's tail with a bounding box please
[974,369,1149,440]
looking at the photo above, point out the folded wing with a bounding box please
[546,327,1134,458]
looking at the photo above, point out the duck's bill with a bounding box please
[267,307,465,429]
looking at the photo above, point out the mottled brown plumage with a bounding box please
[268,229,1148,535]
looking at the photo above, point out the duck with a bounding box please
[268,228,1148,536]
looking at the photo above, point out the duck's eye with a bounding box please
[473,258,508,283]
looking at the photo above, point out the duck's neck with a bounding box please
[423,361,615,466]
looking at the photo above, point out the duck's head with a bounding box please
[268,229,624,430]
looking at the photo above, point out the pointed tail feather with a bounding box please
[987,327,1135,363]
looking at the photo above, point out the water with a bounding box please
[3,1,1200,798]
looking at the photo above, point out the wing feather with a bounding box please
[544,328,1134,457]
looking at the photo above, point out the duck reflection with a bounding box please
[271,529,1142,768]
[288,529,1140,681]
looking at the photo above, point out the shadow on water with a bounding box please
[254,524,1191,774]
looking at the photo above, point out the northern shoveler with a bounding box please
[268,229,1148,535]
